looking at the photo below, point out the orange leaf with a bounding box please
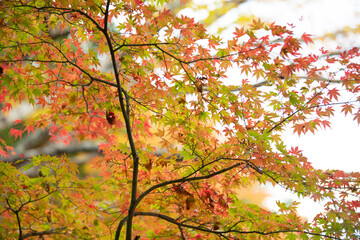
[341,104,354,116]
[353,111,360,125]
[327,88,340,100]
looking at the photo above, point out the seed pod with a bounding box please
[106,110,116,125]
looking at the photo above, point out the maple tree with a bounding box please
[1,0,360,239]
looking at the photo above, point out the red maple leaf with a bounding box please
[301,33,313,45]
[0,148,9,158]
[9,128,23,140]
[24,125,35,135]
[13,119,22,124]
[134,0,143,6]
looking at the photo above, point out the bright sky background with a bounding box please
[179,0,360,221]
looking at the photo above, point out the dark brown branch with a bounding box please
[154,44,263,65]
[21,228,66,240]
[94,2,140,239]
[0,59,68,64]
[115,161,244,239]
[117,211,342,240]
[114,42,175,52]
[6,199,23,240]
[14,4,104,32]
[136,161,243,206]
[103,0,110,32]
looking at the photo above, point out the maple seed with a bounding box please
[106,110,116,125]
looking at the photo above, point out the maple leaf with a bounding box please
[353,110,360,125]
[234,27,245,38]
[327,88,340,100]
[134,0,144,6]
[301,33,314,45]
[9,128,23,140]
[88,204,96,209]
[289,146,302,155]
[281,64,294,78]
[24,125,35,135]
[321,120,331,129]
[13,119,22,124]
[143,120,153,137]
[0,148,9,158]
[341,104,354,116]
[2,102,12,112]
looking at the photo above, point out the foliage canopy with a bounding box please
[1,0,360,239]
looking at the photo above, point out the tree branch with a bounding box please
[97,5,140,240]
[115,161,245,239]
[267,82,331,133]
[21,228,66,240]
[117,211,342,240]
[6,199,23,240]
